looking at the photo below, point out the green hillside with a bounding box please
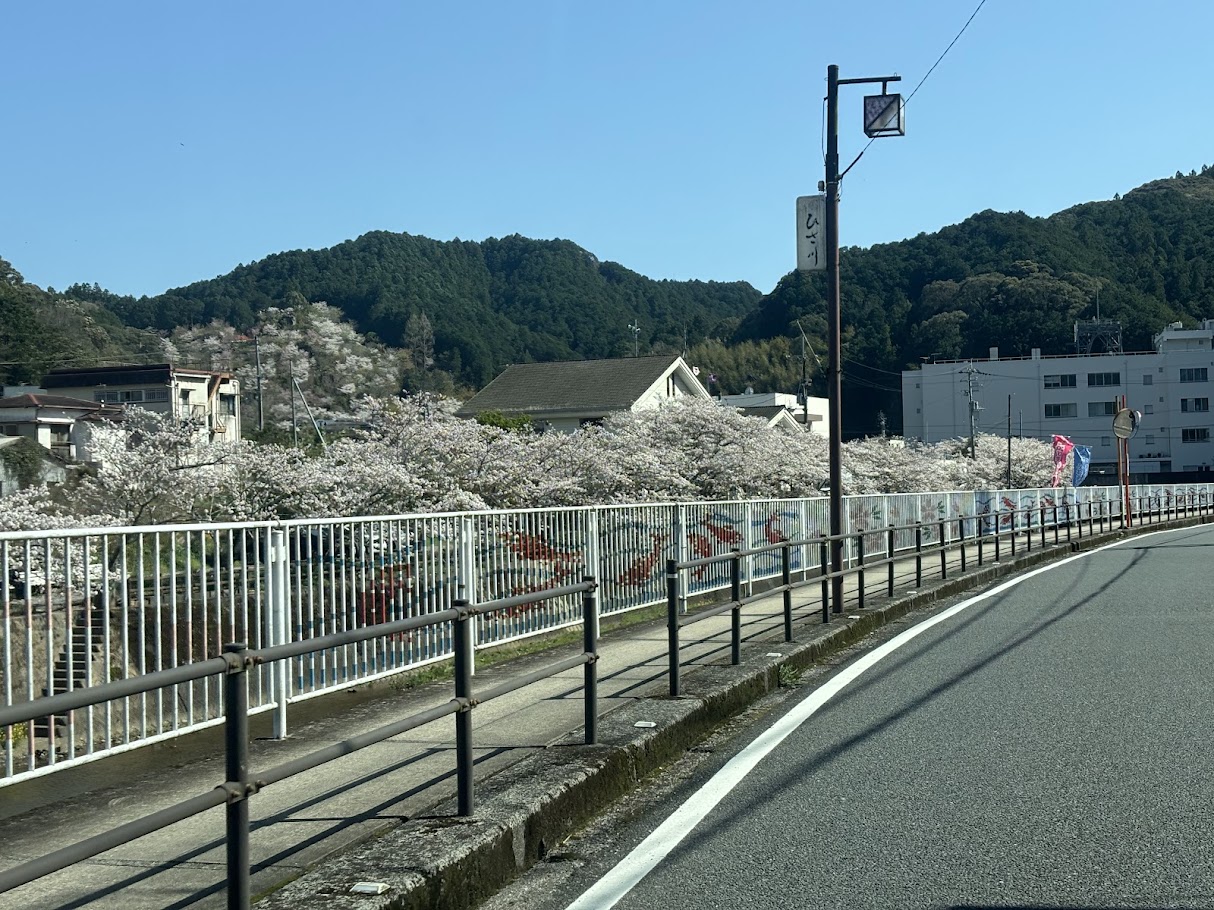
[739,169,1214,434]
[72,233,762,388]
[0,259,164,387]
[11,168,1214,437]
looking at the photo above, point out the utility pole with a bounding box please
[254,333,265,432]
[290,362,299,449]
[820,64,903,615]
[1006,394,1013,487]
[960,362,981,458]
[628,320,641,358]
[825,64,844,614]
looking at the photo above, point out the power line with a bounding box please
[839,0,992,181]
[843,356,904,377]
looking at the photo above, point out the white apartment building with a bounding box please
[902,322,1214,480]
[716,391,829,436]
[41,364,241,443]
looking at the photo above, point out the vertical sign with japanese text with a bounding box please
[796,195,826,272]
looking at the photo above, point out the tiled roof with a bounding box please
[0,393,106,410]
[42,364,174,387]
[737,405,792,420]
[456,355,690,416]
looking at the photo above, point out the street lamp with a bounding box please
[799,64,904,616]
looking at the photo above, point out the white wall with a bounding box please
[902,348,1214,477]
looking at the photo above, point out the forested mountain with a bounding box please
[742,168,1214,434]
[11,167,1214,437]
[0,259,164,386]
[70,234,762,388]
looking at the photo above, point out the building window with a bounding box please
[1101,436,1112,446]
[1044,374,1076,389]
[1,425,18,436]
[1180,368,1209,383]
[1145,404,1154,414]
[218,394,237,417]
[1181,398,1210,413]
[1143,374,1153,386]
[1087,401,1117,417]
[95,389,147,403]
[1045,403,1077,418]
[1182,428,1210,443]
[1087,372,1120,387]
[145,389,170,402]
[1145,434,1156,445]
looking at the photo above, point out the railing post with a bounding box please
[977,513,984,566]
[996,509,1003,560]
[1065,501,1072,542]
[223,642,251,910]
[453,599,474,817]
[268,530,289,740]
[1099,498,1106,533]
[582,577,598,745]
[1077,500,1083,538]
[1025,508,1032,552]
[666,559,680,696]
[1039,505,1046,548]
[819,536,829,623]
[886,526,895,597]
[914,523,923,588]
[458,516,477,676]
[730,549,741,665]
[856,532,866,610]
[781,542,793,642]
[1053,505,1059,544]
[939,519,947,580]
[958,517,966,572]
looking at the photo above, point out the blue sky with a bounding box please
[3,1,1212,299]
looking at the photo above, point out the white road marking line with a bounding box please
[564,526,1187,910]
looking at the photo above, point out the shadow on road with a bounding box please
[668,548,1147,856]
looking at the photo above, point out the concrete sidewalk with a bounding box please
[0,523,1140,910]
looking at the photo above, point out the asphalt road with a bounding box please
[496,524,1214,910]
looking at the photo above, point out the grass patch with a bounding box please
[777,664,802,688]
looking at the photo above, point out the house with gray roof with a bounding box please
[0,390,121,462]
[734,405,806,435]
[455,354,711,431]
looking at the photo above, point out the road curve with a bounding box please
[562,524,1214,910]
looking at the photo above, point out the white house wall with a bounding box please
[903,347,1214,478]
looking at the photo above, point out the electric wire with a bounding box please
[839,0,992,182]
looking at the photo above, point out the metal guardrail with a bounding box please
[664,492,1214,696]
[4,483,1212,784]
[0,579,599,908]
[4,489,1213,906]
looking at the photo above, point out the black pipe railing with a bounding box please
[663,496,1211,697]
[0,578,599,908]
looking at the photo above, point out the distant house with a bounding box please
[41,364,241,443]
[455,354,711,432]
[733,404,806,435]
[0,390,120,461]
[0,436,69,497]
[717,391,829,437]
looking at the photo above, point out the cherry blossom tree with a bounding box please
[0,396,1059,531]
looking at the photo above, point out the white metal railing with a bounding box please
[2,482,1209,785]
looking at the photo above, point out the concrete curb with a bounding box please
[256,513,1212,909]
